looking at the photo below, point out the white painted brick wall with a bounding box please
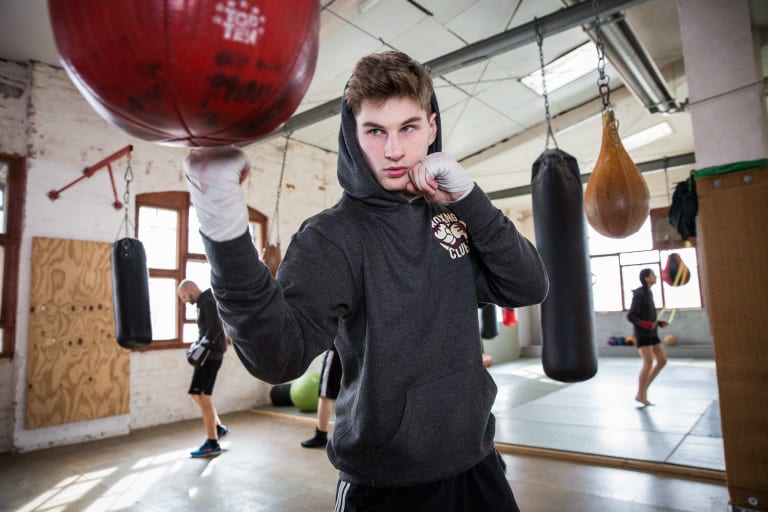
[0,61,339,453]
[0,60,29,155]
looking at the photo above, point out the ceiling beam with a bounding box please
[486,152,696,200]
[255,0,651,143]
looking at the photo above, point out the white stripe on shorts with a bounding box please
[319,349,335,397]
[334,480,350,512]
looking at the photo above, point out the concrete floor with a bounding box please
[0,358,731,511]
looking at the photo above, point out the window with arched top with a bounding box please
[135,191,266,349]
[0,153,25,358]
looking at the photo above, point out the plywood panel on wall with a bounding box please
[26,237,129,429]
[696,167,768,510]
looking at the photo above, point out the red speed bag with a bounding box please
[502,308,517,326]
[48,0,319,147]
[661,252,691,286]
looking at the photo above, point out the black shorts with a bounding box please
[188,357,223,395]
[334,450,519,512]
[637,336,661,348]
[319,348,342,399]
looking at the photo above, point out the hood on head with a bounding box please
[336,93,442,206]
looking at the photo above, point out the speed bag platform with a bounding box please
[111,238,152,349]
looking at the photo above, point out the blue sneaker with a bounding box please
[217,425,229,439]
[190,439,221,458]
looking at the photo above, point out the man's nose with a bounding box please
[385,134,404,160]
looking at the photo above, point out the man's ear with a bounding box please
[428,112,437,146]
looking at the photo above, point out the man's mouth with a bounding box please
[385,167,408,178]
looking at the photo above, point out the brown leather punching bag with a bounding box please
[584,110,650,238]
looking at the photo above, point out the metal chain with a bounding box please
[534,19,559,151]
[269,133,291,245]
[116,151,135,240]
[592,0,612,111]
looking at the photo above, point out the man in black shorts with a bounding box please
[178,279,230,457]
[301,345,342,448]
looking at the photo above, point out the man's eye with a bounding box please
[368,128,382,135]
[402,125,415,133]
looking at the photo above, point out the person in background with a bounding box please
[183,50,548,510]
[627,268,669,407]
[301,345,342,448]
[177,279,230,458]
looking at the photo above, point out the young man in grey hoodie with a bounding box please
[184,50,548,511]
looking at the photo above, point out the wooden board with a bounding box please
[26,237,129,429]
[696,167,768,510]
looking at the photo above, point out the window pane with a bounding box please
[591,255,622,311]
[188,207,205,255]
[183,323,199,344]
[148,277,177,340]
[185,261,211,296]
[588,217,652,256]
[620,250,659,266]
[622,263,661,310]
[0,161,7,234]
[660,248,702,309]
[249,222,263,253]
[139,207,178,269]
[0,246,4,312]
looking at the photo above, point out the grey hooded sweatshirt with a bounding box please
[203,94,549,487]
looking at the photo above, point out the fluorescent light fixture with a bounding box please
[622,121,674,151]
[359,0,380,13]
[520,42,596,96]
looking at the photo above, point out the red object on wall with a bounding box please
[502,308,517,326]
[48,0,319,147]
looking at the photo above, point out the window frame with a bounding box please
[589,208,703,313]
[135,191,266,350]
[0,153,26,358]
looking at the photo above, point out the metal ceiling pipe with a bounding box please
[563,0,681,114]
[258,0,650,143]
[486,152,696,199]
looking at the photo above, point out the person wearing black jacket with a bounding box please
[183,51,548,510]
[627,268,669,407]
[177,279,229,457]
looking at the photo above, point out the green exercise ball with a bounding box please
[289,371,320,412]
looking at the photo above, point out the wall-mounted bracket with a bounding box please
[47,145,133,210]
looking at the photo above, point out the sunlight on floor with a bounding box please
[15,448,216,512]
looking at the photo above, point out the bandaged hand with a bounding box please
[183,146,250,242]
[408,152,473,203]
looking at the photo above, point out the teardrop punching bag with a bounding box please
[48,0,319,147]
[532,149,597,382]
[584,110,650,238]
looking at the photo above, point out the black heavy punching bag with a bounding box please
[111,238,152,349]
[480,304,499,340]
[531,149,597,382]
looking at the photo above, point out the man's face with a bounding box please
[355,96,437,196]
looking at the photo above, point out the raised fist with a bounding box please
[183,146,250,242]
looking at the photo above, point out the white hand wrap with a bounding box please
[183,146,250,242]
[420,152,473,199]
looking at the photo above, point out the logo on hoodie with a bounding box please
[431,213,470,259]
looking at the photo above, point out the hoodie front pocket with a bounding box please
[373,365,497,469]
